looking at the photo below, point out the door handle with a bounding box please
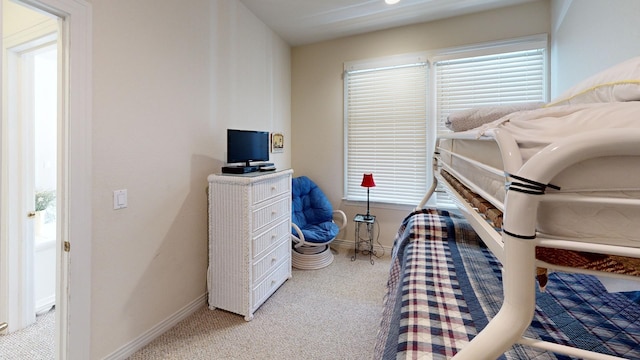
[27,211,36,218]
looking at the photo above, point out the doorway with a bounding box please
[1,1,59,356]
[2,0,92,358]
[31,41,58,317]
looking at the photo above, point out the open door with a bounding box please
[1,1,58,335]
[2,0,92,358]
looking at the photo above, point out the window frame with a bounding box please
[343,34,548,207]
[343,52,431,206]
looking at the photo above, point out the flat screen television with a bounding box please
[226,129,270,167]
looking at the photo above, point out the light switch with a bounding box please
[113,189,127,209]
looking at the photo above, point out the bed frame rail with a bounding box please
[424,128,640,360]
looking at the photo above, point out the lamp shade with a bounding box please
[361,173,376,188]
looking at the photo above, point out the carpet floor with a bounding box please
[128,248,391,360]
[0,247,390,360]
[0,307,55,360]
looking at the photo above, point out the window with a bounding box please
[344,55,429,205]
[434,38,547,135]
[344,35,547,206]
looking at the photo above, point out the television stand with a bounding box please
[207,169,293,320]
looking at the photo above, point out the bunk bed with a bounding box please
[375,57,640,359]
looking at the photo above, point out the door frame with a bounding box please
[3,17,59,336]
[1,0,92,358]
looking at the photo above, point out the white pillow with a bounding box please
[547,56,640,107]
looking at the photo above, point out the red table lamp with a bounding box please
[361,173,376,220]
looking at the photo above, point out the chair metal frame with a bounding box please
[291,207,347,270]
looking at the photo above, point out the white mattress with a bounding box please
[438,102,640,248]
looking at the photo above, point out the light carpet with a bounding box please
[0,307,55,360]
[128,248,390,360]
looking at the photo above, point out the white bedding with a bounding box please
[432,57,640,359]
[475,102,640,162]
[438,102,640,248]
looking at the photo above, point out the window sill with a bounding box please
[342,199,416,212]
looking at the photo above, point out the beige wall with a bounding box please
[550,0,640,96]
[81,0,640,355]
[12,0,640,356]
[291,0,550,250]
[91,0,290,358]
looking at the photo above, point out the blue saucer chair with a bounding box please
[291,176,347,269]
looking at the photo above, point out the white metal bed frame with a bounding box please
[419,128,640,360]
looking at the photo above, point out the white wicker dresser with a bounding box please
[207,169,293,321]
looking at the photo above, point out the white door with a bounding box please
[2,0,92,358]
[1,3,58,335]
[28,40,58,317]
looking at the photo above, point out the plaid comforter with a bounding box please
[374,209,640,359]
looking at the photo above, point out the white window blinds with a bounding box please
[343,36,547,208]
[344,62,429,205]
[432,39,547,207]
[434,47,546,135]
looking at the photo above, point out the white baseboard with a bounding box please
[101,240,388,360]
[35,295,55,315]
[103,293,207,360]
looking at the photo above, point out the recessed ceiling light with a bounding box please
[385,0,401,4]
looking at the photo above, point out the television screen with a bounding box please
[227,129,269,166]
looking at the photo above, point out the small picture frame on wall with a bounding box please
[271,133,284,153]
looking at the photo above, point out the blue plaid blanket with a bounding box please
[374,209,640,359]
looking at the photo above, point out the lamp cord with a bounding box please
[373,220,385,258]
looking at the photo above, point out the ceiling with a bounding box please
[239,0,537,46]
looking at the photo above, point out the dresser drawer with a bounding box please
[252,175,290,205]
[252,259,290,312]
[208,169,293,321]
[253,218,290,259]
[252,240,290,284]
[252,196,290,232]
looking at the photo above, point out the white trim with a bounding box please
[343,35,549,70]
[0,0,4,333]
[56,1,92,359]
[430,34,548,63]
[344,51,429,73]
[6,1,93,359]
[102,294,208,360]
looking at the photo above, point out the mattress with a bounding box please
[437,102,640,248]
[374,209,640,359]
